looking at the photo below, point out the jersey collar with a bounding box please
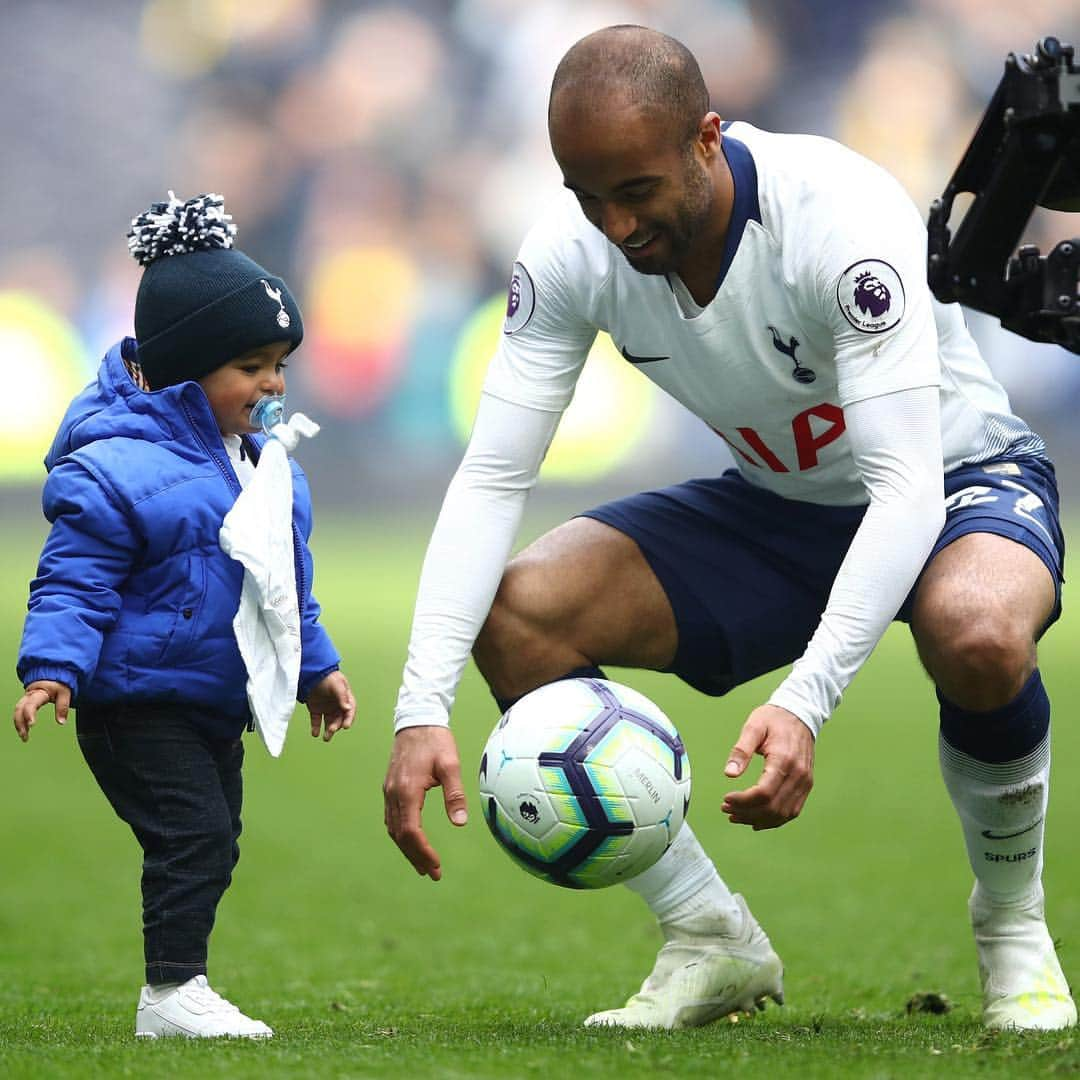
[714,124,761,290]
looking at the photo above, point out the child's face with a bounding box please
[198,342,290,435]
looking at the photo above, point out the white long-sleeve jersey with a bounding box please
[394,123,1042,737]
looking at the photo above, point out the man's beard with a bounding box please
[623,157,714,277]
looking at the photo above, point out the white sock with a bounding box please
[624,823,741,933]
[939,733,1049,905]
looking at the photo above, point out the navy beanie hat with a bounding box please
[128,193,303,390]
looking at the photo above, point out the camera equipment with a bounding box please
[927,36,1080,353]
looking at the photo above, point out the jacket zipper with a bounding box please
[183,401,247,727]
[182,401,241,496]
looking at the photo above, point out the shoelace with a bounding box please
[184,983,242,1014]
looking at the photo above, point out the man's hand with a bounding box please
[13,680,72,743]
[383,726,467,881]
[721,704,815,829]
[305,670,356,741]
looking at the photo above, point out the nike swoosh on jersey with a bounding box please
[620,346,669,364]
[981,818,1043,841]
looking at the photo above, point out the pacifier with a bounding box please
[250,394,286,434]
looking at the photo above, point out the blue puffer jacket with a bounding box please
[17,338,341,736]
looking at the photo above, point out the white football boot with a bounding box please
[584,893,784,1029]
[135,975,274,1039]
[970,883,1076,1030]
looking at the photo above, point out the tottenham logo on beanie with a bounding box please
[127,192,303,390]
[261,279,291,329]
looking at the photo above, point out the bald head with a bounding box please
[549,25,709,145]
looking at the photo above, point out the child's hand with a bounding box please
[13,680,72,743]
[306,671,355,742]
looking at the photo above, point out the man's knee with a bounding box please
[473,516,676,699]
[916,609,1036,709]
[474,556,587,698]
[476,560,542,669]
[912,533,1054,710]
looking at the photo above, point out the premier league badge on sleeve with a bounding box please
[837,259,905,333]
[503,261,536,335]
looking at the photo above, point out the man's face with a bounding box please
[550,100,715,276]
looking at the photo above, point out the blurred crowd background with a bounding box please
[3,0,1079,504]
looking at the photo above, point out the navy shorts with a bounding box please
[581,456,1064,698]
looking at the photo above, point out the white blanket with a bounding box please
[219,413,319,756]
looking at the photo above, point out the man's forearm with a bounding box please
[394,394,561,731]
[769,385,945,735]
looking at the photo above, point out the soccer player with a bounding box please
[384,25,1074,1030]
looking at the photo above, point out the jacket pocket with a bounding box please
[156,552,208,664]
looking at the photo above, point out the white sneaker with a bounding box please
[135,975,274,1039]
[970,883,1077,1031]
[584,894,784,1029]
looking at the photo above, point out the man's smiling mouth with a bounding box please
[623,233,656,251]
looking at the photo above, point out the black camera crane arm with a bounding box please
[927,36,1080,353]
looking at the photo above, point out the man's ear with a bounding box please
[698,111,723,161]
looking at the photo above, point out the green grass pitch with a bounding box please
[2,511,1080,1077]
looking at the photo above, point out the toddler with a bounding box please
[14,193,355,1039]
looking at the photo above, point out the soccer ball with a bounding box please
[478,677,691,889]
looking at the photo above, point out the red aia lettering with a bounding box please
[792,403,845,470]
[711,403,846,473]
[711,429,760,467]
[737,427,789,472]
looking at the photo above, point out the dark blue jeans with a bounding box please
[75,703,244,986]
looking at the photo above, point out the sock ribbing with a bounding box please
[938,669,1049,763]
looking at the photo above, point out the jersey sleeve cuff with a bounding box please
[394,710,451,734]
[766,686,827,740]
